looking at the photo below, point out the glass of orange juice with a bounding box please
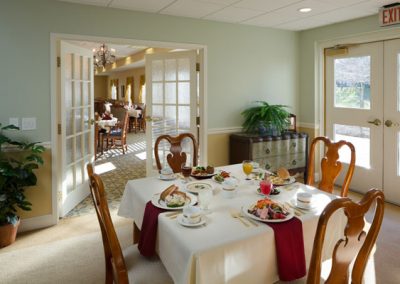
[242,160,253,180]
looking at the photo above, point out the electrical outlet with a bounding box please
[9,117,19,127]
[21,117,36,130]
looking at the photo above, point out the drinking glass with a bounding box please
[242,160,253,180]
[260,180,273,196]
[198,189,213,214]
[181,162,192,183]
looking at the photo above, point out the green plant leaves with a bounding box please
[241,101,290,134]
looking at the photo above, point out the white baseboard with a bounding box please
[19,214,57,233]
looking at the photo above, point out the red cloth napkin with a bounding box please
[266,217,306,281]
[138,201,166,257]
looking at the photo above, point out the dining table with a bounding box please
[118,164,347,284]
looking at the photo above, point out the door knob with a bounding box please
[384,120,400,127]
[367,119,381,126]
[89,119,95,125]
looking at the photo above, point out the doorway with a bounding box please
[51,34,207,219]
[325,38,400,205]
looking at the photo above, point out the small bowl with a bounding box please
[222,187,237,199]
[182,205,202,224]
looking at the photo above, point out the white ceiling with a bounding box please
[67,40,146,59]
[59,0,395,31]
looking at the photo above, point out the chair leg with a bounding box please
[133,222,141,244]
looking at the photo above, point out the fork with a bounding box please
[284,202,303,216]
[230,210,250,227]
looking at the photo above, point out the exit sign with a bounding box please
[380,3,400,26]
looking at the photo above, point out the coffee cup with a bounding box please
[160,167,174,179]
[297,192,312,208]
[182,205,202,224]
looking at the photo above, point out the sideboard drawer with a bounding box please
[230,132,308,179]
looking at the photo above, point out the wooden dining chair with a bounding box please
[306,136,356,197]
[86,164,173,284]
[154,133,198,173]
[307,188,385,284]
[106,111,129,154]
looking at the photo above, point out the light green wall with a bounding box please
[0,0,299,142]
[299,15,396,124]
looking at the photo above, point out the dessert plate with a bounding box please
[151,192,197,210]
[269,176,296,186]
[177,214,206,227]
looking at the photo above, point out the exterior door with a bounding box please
[326,39,400,205]
[59,41,94,217]
[383,38,400,204]
[145,51,198,176]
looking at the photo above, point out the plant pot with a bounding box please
[0,219,20,248]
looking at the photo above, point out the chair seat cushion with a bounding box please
[109,129,122,136]
[123,245,173,284]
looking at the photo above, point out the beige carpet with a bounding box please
[0,212,132,284]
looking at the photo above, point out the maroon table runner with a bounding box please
[266,217,307,281]
[138,201,166,257]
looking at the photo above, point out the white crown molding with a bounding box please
[298,122,319,129]
[207,127,242,135]
[19,214,57,233]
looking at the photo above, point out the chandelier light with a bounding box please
[93,43,116,68]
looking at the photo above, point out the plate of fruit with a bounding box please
[243,199,294,223]
[212,170,231,183]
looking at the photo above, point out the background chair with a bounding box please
[106,111,129,154]
[86,164,173,284]
[306,136,356,197]
[307,188,384,284]
[154,133,198,173]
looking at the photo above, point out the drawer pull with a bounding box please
[265,164,271,170]
[291,142,296,147]
[292,160,297,166]
[265,149,270,154]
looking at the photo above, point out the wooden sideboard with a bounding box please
[229,132,308,179]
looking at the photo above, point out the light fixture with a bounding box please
[92,43,116,68]
[298,7,312,13]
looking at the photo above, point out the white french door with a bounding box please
[326,39,400,205]
[383,39,400,204]
[145,51,198,176]
[59,41,94,216]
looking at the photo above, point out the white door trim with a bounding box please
[50,33,208,225]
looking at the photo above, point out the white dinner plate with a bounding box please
[185,181,214,194]
[242,203,294,223]
[269,176,296,186]
[158,174,177,181]
[177,214,206,227]
[151,192,197,210]
[211,175,239,184]
[290,199,316,210]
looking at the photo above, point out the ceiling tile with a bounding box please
[354,0,397,13]
[160,0,226,18]
[204,6,265,23]
[198,0,239,5]
[110,0,176,13]
[277,18,332,31]
[243,10,295,27]
[311,6,375,25]
[317,0,367,8]
[234,0,302,12]
[60,0,110,6]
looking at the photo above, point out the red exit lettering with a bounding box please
[380,5,400,26]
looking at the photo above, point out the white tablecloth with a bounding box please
[128,109,142,118]
[97,117,118,129]
[118,165,346,284]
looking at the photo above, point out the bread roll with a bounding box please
[160,185,177,201]
[277,167,290,179]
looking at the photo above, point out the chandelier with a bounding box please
[93,44,116,68]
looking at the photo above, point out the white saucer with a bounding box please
[158,174,176,181]
[290,199,316,210]
[177,214,206,227]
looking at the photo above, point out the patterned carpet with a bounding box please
[65,132,147,218]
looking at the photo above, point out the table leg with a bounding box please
[133,221,141,244]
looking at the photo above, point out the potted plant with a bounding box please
[0,124,44,248]
[241,101,291,135]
